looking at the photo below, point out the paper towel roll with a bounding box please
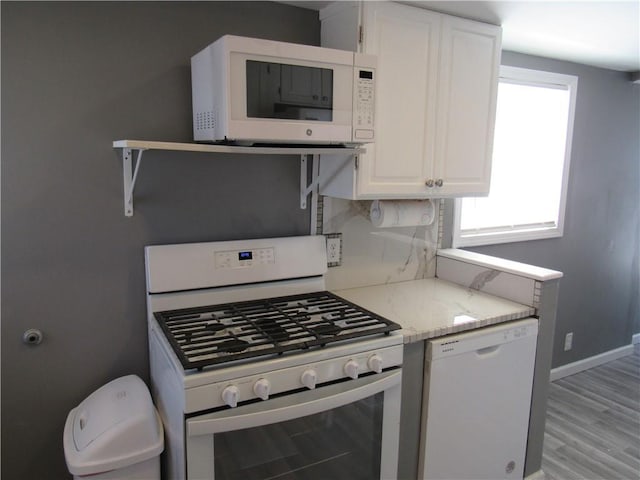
[370,199,435,228]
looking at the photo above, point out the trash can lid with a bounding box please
[63,375,164,476]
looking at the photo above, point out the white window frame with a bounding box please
[453,66,578,248]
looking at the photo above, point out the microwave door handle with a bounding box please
[187,369,401,437]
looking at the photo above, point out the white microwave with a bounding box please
[191,35,376,145]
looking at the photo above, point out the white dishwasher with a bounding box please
[419,318,538,480]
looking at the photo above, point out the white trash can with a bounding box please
[63,375,164,480]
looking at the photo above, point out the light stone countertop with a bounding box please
[334,278,535,344]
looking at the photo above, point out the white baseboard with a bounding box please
[525,470,545,480]
[550,344,635,381]
[633,333,640,345]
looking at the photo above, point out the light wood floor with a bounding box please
[542,345,640,480]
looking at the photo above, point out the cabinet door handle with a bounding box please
[435,179,443,187]
[425,179,434,188]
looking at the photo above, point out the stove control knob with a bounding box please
[222,385,240,408]
[368,354,383,374]
[344,359,359,379]
[253,378,271,401]
[301,369,317,390]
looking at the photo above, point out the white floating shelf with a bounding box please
[113,140,363,217]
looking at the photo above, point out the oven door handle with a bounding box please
[187,369,401,437]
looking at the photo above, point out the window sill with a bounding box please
[452,227,563,248]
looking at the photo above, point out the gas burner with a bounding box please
[310,322,341,337]
[154,291,401,370]
[205,323,226,334]
[255,318,290,342]
[216,339,249,354]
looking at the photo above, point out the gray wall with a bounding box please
[444,51,640,368]
[3,2,639,478]
[1,2,319,478]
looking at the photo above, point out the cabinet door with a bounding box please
[357,2,440,198]
[433,16,501,196]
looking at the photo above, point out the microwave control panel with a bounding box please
[353,67,375,141]
[355,70,375,126]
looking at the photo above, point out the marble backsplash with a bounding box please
[321,197,441,291]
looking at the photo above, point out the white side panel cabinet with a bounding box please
[319,1,501,199]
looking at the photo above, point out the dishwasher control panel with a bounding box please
[427,318,538,360]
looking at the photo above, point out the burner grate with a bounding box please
[154,291,400,370]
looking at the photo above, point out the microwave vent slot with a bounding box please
[195,111,215,132]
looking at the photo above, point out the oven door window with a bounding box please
[246,60,334,122]
[214,392,382,480]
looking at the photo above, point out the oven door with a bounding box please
[186,369,401,480]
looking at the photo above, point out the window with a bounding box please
[453,66,578,247]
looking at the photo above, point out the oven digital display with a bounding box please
[238,251,253,261]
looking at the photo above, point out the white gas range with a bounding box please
[145,235,403,480]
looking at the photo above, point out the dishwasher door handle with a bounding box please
[476,344,501,356]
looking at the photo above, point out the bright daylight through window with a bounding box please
[453,66,578,247]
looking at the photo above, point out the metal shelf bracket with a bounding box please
[122,147,145,217]
[300,153,320,209]
[113,140,364,217]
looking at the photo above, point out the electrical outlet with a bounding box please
[325,233,342,267]
[564,332,573,351]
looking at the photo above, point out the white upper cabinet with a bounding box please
[434,16,501,196]
[319,1,501,199]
